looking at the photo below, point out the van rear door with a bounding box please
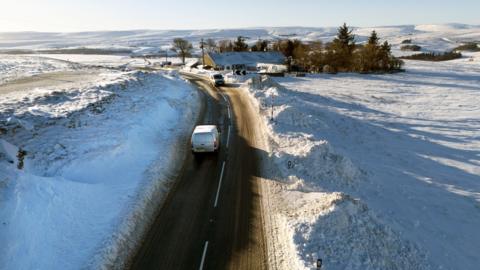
[193,132,215,151]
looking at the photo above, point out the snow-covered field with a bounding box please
[0,55,79,84]
[0,56,200,269]
[245,54,480,269]
[0,54,191,86]
[34,54,190,68]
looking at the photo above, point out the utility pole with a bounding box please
[201,38,205,67]
[271,95,274,122]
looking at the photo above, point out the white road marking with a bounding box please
[227,106,231,119]
[199,241,209,270]
[221,93,228,103]
[226,125,231,147]
[214,161,226,208]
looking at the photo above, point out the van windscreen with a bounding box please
[193,132,214,143]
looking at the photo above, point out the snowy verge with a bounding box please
[0,70,200,270]
[243,75,430,270]
[89,71,202,269]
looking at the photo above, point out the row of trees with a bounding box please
[277,24,403,73]
[172,24,403,73]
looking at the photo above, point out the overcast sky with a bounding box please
[0,0,479,32]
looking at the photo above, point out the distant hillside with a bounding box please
[1,23,479,56]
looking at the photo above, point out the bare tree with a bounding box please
[172,38,193,65]
[205,38,217,52]
[218,39,233,53]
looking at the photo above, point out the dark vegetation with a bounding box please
[16,149,27,170]
[401,45,422,51]
[400,51,462,61]
[232,36,249,52]
[452,42,480,52]
[401,39,412,44]
[398,41,476,62]
[172,38,193,64]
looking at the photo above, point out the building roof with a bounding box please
[207,51,285,67]
[193,125,218,133]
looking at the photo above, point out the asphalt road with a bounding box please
[128,74,267,270]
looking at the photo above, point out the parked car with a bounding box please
[191,125,220,153]
[159,61,172,67]
[210,73,225,87]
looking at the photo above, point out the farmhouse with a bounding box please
[204,51,286,74]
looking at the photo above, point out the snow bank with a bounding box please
[247,76,363,190]
[280,192,428,270]
[0,70,200,269]
[245,75,431,269]
[245,57,480,270]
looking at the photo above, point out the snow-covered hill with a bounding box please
[1,23,479,55]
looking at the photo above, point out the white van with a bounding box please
[191,125,220,153]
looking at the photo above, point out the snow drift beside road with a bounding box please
[246,76,430,270]
[0,68,200,269]
[246,55,480,269]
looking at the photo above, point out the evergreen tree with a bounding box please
[233,36,249,52]
[368,30,379,45]
[308,41,324,72]
[292,42,309,70]
[380,41,403,70]
[271,39,304,71]
[380,41,391,52]
[272,39,303,58]
[330,23,356,71]
[359,30,381,72]
[251,39,269,51]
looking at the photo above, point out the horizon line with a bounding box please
[0,22,478,34]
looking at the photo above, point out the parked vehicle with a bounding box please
[210,73,225,86]
[160,61,172,67]
[191,125,220,153]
